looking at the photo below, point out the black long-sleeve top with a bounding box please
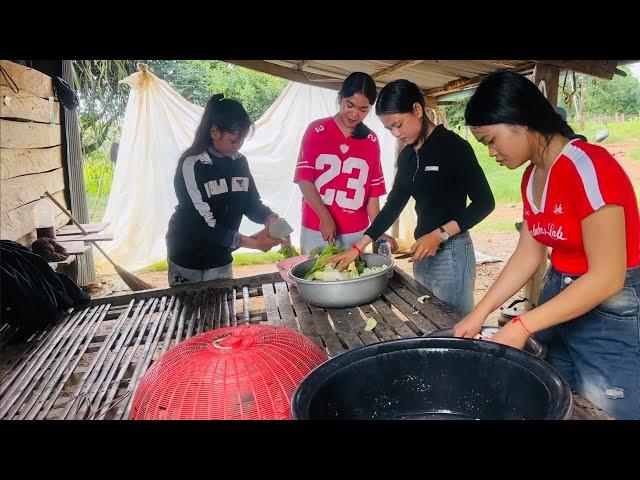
[166,146,274,269]
[365,125,495,242]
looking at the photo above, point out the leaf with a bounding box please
[364,317,377,331]
[417,295,430,304]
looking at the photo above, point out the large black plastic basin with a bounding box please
[291,337,572,420]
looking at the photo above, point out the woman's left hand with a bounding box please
[487,320,529,350]
[409,230,442,262]
[265,214,279,228]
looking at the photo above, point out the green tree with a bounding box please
[73,60,287,156]
[560,66,640,118]
[73,60,139,156]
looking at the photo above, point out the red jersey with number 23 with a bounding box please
[294,117,386,234]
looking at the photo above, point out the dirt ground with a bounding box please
[91,141,640,325]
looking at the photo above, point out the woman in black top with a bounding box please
[329,80,495,315]
[166,93,287,286]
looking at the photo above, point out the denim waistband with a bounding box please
[548,265,640,287]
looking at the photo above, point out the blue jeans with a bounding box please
[412,231,475,316]
[534,266,640,420]
[167,258,233,287]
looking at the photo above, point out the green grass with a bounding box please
[462,118,640,206]
[471,219,521,233]
[570,118,640,145]
[629,146,640,161]
[466,133,527,205]
[140,250,292,272]
[144,260,169,272]
[232,251,285,266]
[83,147,114,222]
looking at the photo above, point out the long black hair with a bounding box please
[179,93,254,161]
[375,79,432,147]
[339,72,377,139]
[465,70,586,144]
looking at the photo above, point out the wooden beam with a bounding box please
[533,60,617,80]
[1,168,66,212]
[223,60,344,92]
[533,63,560,107]
[423,63,536,97]
[0,146,63,180]
[1,86,60,124]
[90,272,284,306]
[0,60,55,99]
[0,119,61,148]
[372,60,424,80]
[1,190,68,241]
[295,60,310,70]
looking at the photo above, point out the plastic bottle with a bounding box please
[378,239,392,258]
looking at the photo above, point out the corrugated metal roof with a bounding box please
[225,60,620,97]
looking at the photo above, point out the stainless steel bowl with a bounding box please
[289,253,394,308]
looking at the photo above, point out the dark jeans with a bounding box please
[534,266,640,419]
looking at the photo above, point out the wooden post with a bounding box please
[522,64,560,310]
[425,96,438,124]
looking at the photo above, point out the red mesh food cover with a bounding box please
[130,324,327,420]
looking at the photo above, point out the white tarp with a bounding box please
[95,69,401,272]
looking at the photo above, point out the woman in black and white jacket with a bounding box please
[166,93,287,286]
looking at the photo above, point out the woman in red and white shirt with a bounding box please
[294,72,397,254]
[456,70,640,419]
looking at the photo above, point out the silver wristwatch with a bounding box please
[438,226,450,242]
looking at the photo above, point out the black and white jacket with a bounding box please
[166,146,274,270]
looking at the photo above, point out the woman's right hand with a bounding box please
[244,229,281,252]
[320,213,337,244]
[453,309,487,338]
[325,247,359,271]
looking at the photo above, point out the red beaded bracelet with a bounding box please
[512,316,532,336]
[351,244,362,255]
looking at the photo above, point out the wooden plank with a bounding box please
[359,303,398,342]
[385,280,443,334]
[533,63,560,107]
[0,190,68,241]
[14,230,36,247]
[224,60,344,92]
[0,119,61,149]
[0,146,62,180]
[241,287,251,324]
[0,60,55,98]
[423,62,536,97]
[340,307,379,345]
[49,241,91,256]
[289,287,322,347]
[533,60,616,81]
[274,282,298,331]
[327,308,364,350]
[55,232,113,243]
[90,272,282,306]
[262,283,280,326]
[1,168,65,212]
[57,222,110,235]
[391,268,459,327]
[307,304,346,357]
[371,60,424,79]
[48,256,75,269]
[371,298,418,338]
[1,86,60,124]
[571,394,614,420]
